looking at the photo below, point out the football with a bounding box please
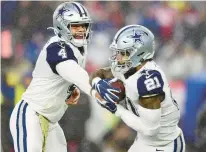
[110,80,126,103]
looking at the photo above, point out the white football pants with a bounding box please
[9,100,67,152]
[128,132,185,152]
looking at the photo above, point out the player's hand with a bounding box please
[92,90,117,113]
[92,78,120,103]
[66,85,80,105]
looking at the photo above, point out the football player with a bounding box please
[90,25,186,152]
[9,2,119,152]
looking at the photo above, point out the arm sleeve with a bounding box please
[115,104,161,136]
[56,60,92,96]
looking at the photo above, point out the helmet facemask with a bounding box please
[109,47,136,74]
[68,22,92,47]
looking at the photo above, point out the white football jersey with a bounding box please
[123,60,181,146]
[22,36,87,122]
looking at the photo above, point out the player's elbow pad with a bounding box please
[138,105,161,136]
[116,105,161,135]
[143,124,160,136]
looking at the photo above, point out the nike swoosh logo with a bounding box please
[156,149,164,151]
[145,74,153,79]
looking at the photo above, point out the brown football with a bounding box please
[110,80,126,103]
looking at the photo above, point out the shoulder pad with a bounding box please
[46,42,78,74]
[137,70,164,97]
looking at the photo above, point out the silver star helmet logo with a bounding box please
[57,7,70,18]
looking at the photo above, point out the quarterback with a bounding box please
[90,25,186,152]
[9,2,118,152]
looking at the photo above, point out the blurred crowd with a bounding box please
[1,1,206,152]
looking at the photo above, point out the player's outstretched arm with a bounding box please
[56,60,92,96]
[57,61,118,104]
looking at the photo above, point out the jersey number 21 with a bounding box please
[144,76,161,91]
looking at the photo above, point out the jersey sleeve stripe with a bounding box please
[141,93,159,98]
[79,4,87,16]
[72,2,83,17]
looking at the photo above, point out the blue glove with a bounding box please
[93,78,120,103]
[96,98,117,113]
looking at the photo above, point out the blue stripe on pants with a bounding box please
[16,100,24,152]
[22,102,28,152]
[180,135,183,152]
[173,137,177,152]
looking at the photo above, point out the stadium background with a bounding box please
[1,1,206,152]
